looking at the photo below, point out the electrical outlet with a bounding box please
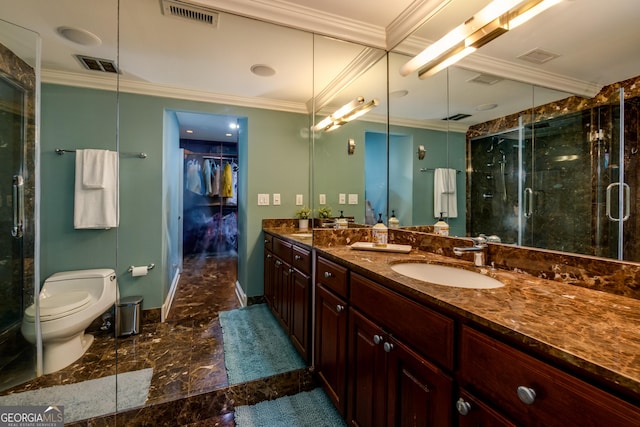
[273,193,281,205]
[296,194,303,205]
[348,194,358,204]
[339,193,346,204]
[257,193,269,206]
[319,194,326,205]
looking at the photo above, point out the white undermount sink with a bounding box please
[290,233,313,238]
[390,263,504,289]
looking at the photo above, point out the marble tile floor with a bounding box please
[2,254,317,425]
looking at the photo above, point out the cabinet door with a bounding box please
[264,251,274,307]
[273,257,291,330]
[290,269,310,362]
[348,308,387,427]
[315,283,348,415]
[386,335,453,427]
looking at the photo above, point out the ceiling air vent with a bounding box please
[443,113,472,121]
[161,0,219,27]
[468,73,503,85]
[518,48,560,65]
[75,55,119,73]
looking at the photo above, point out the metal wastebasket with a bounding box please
[116,295,143,337]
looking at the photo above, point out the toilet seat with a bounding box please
[24,291,93,322]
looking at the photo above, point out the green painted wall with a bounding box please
[41,84,310,307]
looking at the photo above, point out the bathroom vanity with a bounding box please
[263,226,640,426]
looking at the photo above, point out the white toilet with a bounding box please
[21,268,118,374]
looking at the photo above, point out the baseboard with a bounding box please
[235,280,247,307]
[162,270,181,322]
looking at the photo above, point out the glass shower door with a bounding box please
[0,19,38,390]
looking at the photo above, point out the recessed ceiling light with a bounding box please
[390,90,409,98]
[186,129,193,134]
[229,123,238,129]
[250,64,276,77]
[57,26,101,46]
[225,133,233,137]
[476,103,498,111]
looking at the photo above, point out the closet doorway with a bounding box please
[177,112,240,258]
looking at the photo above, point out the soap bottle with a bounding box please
[388,210,400,229]
[434,212,449,236]
[336,211,348,229]
[372,213,388,247]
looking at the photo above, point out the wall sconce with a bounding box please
[400,0,561,79]
[312,96,380,132]
[417,145,425,160]
[347,138,356,155]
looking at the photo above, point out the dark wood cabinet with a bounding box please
[263,233,311,363]
[348,307,453,427]
[314,282,349,416]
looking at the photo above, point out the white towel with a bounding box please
[433,168,457,218]
[74,149,119,229]
[82,149,109,189]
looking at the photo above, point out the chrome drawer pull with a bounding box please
[383,342,394,353]
[336,304,345,313]
[275,260,282,266]
[324,271,333,278]
[373,335,383,345]
[517,386,536,405]
[266,254,272,259]
[456,398,471,416]
[294,255,301,260]
[289,268,294,273]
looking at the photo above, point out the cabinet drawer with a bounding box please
[264,233,273,252]
[316,256,348,298]
[292,245,311,275]
[459,326,640,427]
[273,237,292,263]
[350,272,454,371]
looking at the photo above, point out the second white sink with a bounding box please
[390,262,504,289]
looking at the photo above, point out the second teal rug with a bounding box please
[234,388,346,427]
[219,303,305,384]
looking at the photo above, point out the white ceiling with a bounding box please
[1,0,639,140]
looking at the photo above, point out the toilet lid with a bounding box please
[24,291,93,321]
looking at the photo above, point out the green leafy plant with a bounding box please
[317,206,332,219]
[295,206,311,219]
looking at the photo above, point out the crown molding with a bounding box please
[193,0,386,48]
[386,0,452,51]
[41,70,308,114]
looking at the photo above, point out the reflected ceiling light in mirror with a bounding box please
[312,97,379,132]
[401,0,562,79]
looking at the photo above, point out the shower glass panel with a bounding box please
[0,19,38,391]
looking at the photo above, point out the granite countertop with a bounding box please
[311,243,640,399]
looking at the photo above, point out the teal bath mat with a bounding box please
[0,368,152,423]
[234,388,346,427]
[219,303,305,384]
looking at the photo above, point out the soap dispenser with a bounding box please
[434,212,449,236]
[336,211,348,229]
[388,210,400,229]
[372,213,388,247]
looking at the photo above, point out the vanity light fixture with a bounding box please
[312,96,379,132]
[401,0,562,80]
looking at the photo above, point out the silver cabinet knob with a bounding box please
[456,398,471,416]
[275,260,282,266]
[324,271,333,278]
[264,239,269,244]
[517,386,536,405]
[336,304,345,313]
[294,255,301,260]
[383,342,394,353]
[289,268,294,273]
[373,335,383,345]
[266,254,272,258]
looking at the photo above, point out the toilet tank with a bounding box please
[42,269,116,298]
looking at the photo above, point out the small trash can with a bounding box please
[116,295,143,337]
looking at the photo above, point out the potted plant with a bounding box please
[295,206,312,230]
[317,206,332,219]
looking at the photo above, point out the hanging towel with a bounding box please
[74,149,119,229]
[81,149,109,189]
[433,168,457,218]
[221,162,233,198]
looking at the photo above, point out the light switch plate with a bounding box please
[296,194,303,205]
[273,193,281,205]
[319,194,326,205]
[339,193,346,204]
[257,193,269,206]
[348,194,358,204]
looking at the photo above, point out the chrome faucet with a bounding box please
[453,236,487,267]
